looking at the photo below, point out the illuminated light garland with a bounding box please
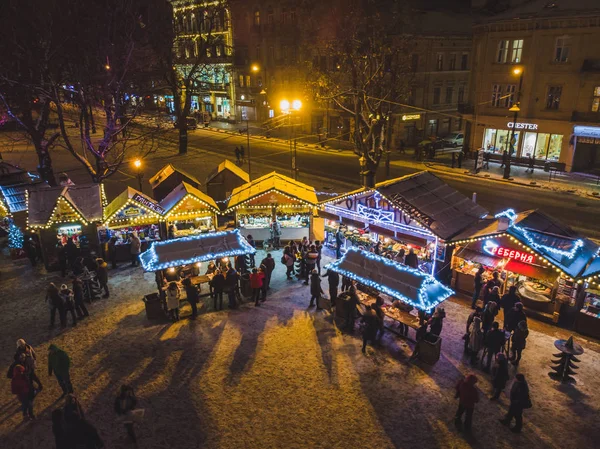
[319,188,374,206]
[139,229,256,272]
[104,199,163,228]
[324,247,454,312]
[165,194,220,221]
[8,221,23,249]
[100,184,109,208]
[28,196,90,230]
[225,188,317,213]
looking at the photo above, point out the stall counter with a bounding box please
[238,226,308,242]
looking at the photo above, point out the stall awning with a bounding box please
[454,246,503,269]
[225,172,318,212]
[139,229,256,272]
[160,182,219,218]
[325,247,454,311]
[28,184,103,227]
[104,187,165,224]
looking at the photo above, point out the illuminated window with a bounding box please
[491,84,502,107]
[497,40,509,63]
[436,53,443,71]
[504,84,516,107]
[239,75,244,87]
[245,75,251,87]
[511,39,523,63]
[546,86,562,110]
[592,86,600,112]
[253,10,260,27]
[555,36,571,63]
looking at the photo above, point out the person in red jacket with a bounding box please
[454,374,479,433]
[11,364,34,420]
[250,268,265,306]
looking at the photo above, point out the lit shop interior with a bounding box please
[225,172,318,242]
[101,187,164,261]
[319,172,488,277]
[450,209,599,332]
[482,127,562,161]
[160,182,219,238]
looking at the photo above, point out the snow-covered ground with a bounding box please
[0,248,599,449]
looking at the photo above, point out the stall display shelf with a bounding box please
[356,291,421,339]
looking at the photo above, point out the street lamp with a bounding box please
[133,159,144,192]
[503,67,524,180]
[281,99,302,180]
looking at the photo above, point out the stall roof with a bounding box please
[160,182,219,215]
[0,183,43,213]
[225,172,318,211]
[325,247,454,312]
[206,159,250,184]
[582,253,600,278]
[149,163,201,189]
[450,218,508,243]
[104,187,165,223]
[139,229,256,272]
[28,184,103,226]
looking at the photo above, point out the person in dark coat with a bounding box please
[235,254,248,275]
[372,297,385,343]
[71,277,90,318]
[25,238,38,266]
[225,266,240,308]
[481,301,498,336]
[315,240,323,274]
[490,353,510,400]
[65,238,78,271]
[57,243,68,278]
[48,344,73,398]
[114,385,138,444]
[361,305,379,353]
[211,269,226,311]
[309,270,323,309]
[107,236,118,269]
[454,374,479,433]
[15,339,43,393]
[483,271,503,304]
[510,320,529,365]
[471,266,484,308]
[95,258,109,298]
[404,248,419,269]
[345,284,359,332]
[52,408,72,449]
[499,285,519,321]
[47,283,67,328]
[483,321,506,371]
[182,277,199,319]
[429,307,446,337]
[246,234,256,267]
[505,302,527,332]
[322,269,340,304]
[500,373,531,433]
[341,275,352,292]
[260,253,276,289]
[335,228,344,259]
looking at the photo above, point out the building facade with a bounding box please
[467,1,600,172]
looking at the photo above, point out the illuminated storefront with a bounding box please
[482,121,563,161]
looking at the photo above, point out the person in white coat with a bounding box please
[166,282,181,322]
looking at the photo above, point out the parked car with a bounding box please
[173,117,198,130]
[444,132,464,147]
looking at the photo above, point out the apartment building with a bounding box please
[468,0,600,172]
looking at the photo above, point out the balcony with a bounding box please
[571,111,600,123]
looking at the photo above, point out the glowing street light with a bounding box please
[280,99,290,112]
[133,159,144,192]
[251,64,259,72]
[133,159,142,169]
[292,99,302,111]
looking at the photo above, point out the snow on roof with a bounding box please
[139,229,256,272]
[27,184,103,226]
[149,164,201,189]
[160,182,219,215]
[0,183,42,213]
[325,247,453,312]
[376,172,488,240]
[104,186,165,223]
[582,253,600,278]
[226,172,318,211]
[206,159,250,184]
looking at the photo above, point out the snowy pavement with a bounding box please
[0,248,599,449]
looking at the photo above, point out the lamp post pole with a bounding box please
[246,118,251,180]
[503,69,524,180]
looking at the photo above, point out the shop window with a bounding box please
[504,84,516,107]
[458,85,465,104]
[448,54,456,71]
[592,86,600,112]
[253,10,260,27]
[547,134,563,160]
[461,53,468,70]
[546,86,562,110]
[445,86,453,104]
[497,40,509,63]
[535,133,550,159]
[522,132,538,158]
[433,87,441,105]
[483,128,498,151]
[491,84,502,107]
[554,36,571,63]
[436,53,444,71]
[511,39,523,63]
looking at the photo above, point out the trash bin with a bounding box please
[143,293,165,320]
[418,335,442,364]
[240,273,252,297]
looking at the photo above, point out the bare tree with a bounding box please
[306,0,413,187]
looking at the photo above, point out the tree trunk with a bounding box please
[178,126,188,154]
[35,144,57,186]
[362,170,376,188]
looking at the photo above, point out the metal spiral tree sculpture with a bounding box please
[549,336,584,384]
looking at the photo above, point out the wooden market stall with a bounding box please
[160,182,219,238]
[138,229,256,319]
[448,209,599,327]
[27,184,103,270]
[224,171,318,243]
[206,159,250,205]
[577,257,600,339]
[149,163,202,202]
[100,187,165,262]
[319,171,488,277]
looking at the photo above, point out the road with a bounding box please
[2,125,599,238]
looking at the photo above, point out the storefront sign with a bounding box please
[435,244,446,262]
[402,114,421,121]
[122,206,141,217]
[483,240,534,264]
[507,122,538,130]
[357,204,394,223]
[574,126,600,138]
[132,193,165,215]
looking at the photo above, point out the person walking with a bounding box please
[500,150,508,168]
[95,258,110,298]
[48,344,73,398]
[500,374,532,433]
[335,227,344,259]
[322,268,340,305]
[60,284,78,327]
[490,353,510,400]
[283,246,295,280]
[182,277,199,319]
[471,266,484,308]
[509,320,529,366]
[309,269,323,309]
[361,305,380,353]
[234,146,241,165]
[211,269,226,311]
[468,316,484,364]
[499,285,519,323]
[260,253,276,289]
[372,296,385,343]
[250,268,265,306]
[71,277,90,318]
[240,145,245,163]
[454,374,479,433]
[115,385,138,444]
[15,339,43,393]
[483,321,506,371]
[11,364,34,421]
[166,282,181,322]
[47,283,67,329]
[129,232,141,267]
[404,248,419,269]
